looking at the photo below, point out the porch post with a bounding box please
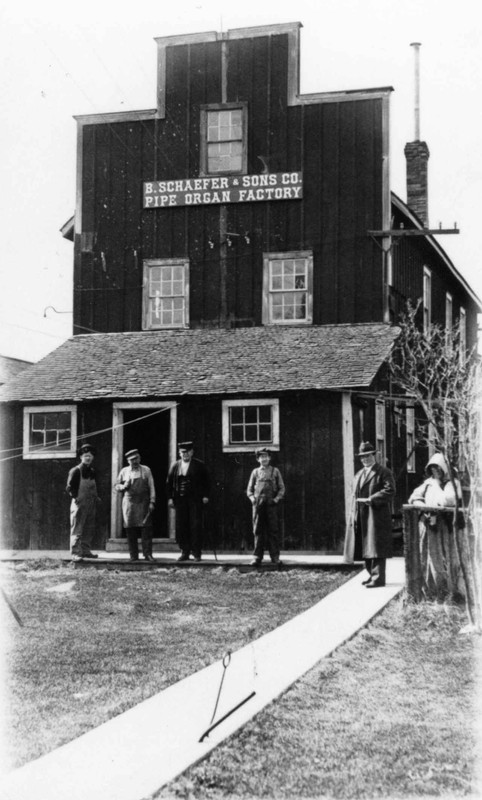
[342,393,354,528]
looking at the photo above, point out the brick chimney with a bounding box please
[405,42,429,226]
[404,140,430,226]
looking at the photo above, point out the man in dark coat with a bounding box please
[343,441,395,587]
[166,441,211,562]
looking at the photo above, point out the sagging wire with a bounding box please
[0,404,178,461]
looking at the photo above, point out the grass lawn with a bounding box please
[0,560,352,772]
[157,600,481,800]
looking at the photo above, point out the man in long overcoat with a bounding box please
[166,441,211,562]
[343,441,395,587]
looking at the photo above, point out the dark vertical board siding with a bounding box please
[337,102,358,323]
[122,122,144,332]
[268,35,289,173]
[286,106,304,250]
[355,100,383,321]
[303,104,323,254]
[319,102,340,324]
[172,392,344,552]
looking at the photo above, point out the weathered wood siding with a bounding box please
[0,404,113,550]
[1,392,346,553]
[74,33,385,335]
[390,206,478,348]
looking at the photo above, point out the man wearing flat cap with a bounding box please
[247,448,285,566]
[344,442,395,587]
[66,443,100,561]
[115,449,156,562]
[166,441,211,561]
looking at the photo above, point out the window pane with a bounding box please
[230,426,244,443]
[258,425,272,442]
[244,406,258,424]
[230,407,243,424]
[259,406,271,422]
[244,424,258,442]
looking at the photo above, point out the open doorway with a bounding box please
[110,402,177,546]
[122,409,170,538]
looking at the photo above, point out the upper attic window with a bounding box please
[200,104,247,176]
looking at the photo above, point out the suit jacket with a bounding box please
[343,462,395,562]
[166,457,211,503]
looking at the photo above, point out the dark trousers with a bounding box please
[175,496,203,557]
[365,558,386,585]
[126,527,152,559]
[253,502,280,562]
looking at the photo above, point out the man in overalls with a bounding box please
[247,448,285,566]
[67,443,100,561]
[115,449,156,562]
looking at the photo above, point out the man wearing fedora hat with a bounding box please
[344,441,395,587]
[66,443,100,561]
[115,449,156,562]
[166,441,211,561]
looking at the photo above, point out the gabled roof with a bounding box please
[0,324,399,403]
[391,192,482,310]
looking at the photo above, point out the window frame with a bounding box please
[23,405,77,460]
[459,307,466,365]
[262,251,314,326]
[423,266,432,333]
[221,398,280,453]
[199,103,248,177]
[375,400,386,465]
[406,406,416,473]
[445,292,453,340]
[142,258,190,330]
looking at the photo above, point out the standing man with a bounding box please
[166,441,211,562]
[344,441,395,587]
[247,448,285,566]
[115,449,156,562]
[67,443,100,561]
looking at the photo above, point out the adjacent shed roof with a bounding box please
[0,324,399,403]
[0,355,33,386]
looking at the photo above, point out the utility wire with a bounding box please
[0,404,178,461]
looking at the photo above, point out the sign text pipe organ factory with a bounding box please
[143,172,303,208]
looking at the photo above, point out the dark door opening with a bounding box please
[122,409,170,538]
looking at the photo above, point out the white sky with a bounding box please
[1,0,481,362]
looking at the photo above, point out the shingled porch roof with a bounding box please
[0,324,399,403]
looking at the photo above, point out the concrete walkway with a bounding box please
[0,558,405,800]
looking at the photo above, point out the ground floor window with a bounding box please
[222,398,280,452]
[23,405,77,459]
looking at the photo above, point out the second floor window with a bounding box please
[406,406,415,473]
[200,104,247,175]
[459,307,466,365]
[423,267,432,333]
[143,259,189,330]
[375,400,386,465]
[263,251,313,325]
[445,292,453,340]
